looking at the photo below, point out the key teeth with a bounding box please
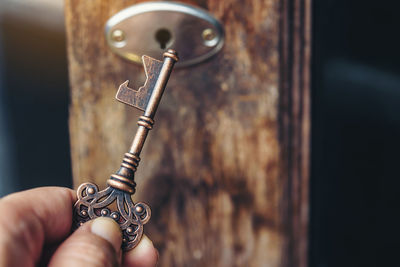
[116,80,145,110]
[121,80,130,88]
[115,55,163,111]
[116,80,130,98]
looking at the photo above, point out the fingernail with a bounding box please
[91,217,122,253]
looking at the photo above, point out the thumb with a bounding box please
[49,217,122,267]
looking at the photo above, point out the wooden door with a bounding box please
[65,0,311,266]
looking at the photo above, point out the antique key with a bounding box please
[73,49,178,251]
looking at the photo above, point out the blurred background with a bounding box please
[0,0,398,266]
[0,0,71,194]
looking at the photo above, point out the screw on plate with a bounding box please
[111,29,126,42]
[202,28,216,41]
[202,28,218,47]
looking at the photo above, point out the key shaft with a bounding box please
[108,50,178,194]
[130,51,177,155]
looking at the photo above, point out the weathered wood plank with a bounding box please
[65,0,311,266]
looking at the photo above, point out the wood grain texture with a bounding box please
[279,0,311,266]
[65,0,311,266]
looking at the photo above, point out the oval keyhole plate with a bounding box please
[105,1,224,67]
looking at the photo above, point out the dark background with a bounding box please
[0,1,71,194]
[0,1,398,266]
[310,0,400,266]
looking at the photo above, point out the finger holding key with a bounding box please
[0,187,158,267]
[49,217,158,267]
[48,218,122,267]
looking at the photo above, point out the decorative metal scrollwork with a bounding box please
[74,183,151,250]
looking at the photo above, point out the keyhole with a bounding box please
[155,28,172,49]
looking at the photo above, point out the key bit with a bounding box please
[73,49,178,251]
[116,55,163,111]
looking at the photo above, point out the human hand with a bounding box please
[0,187,158,267]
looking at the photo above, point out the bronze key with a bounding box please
[73,49,178,251]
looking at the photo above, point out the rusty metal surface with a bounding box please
[73,49,178,251]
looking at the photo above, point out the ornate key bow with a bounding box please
[73,49,178,251]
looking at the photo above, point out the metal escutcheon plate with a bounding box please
[105,1,224,67]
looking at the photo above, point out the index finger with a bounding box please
[0,187,76,265]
